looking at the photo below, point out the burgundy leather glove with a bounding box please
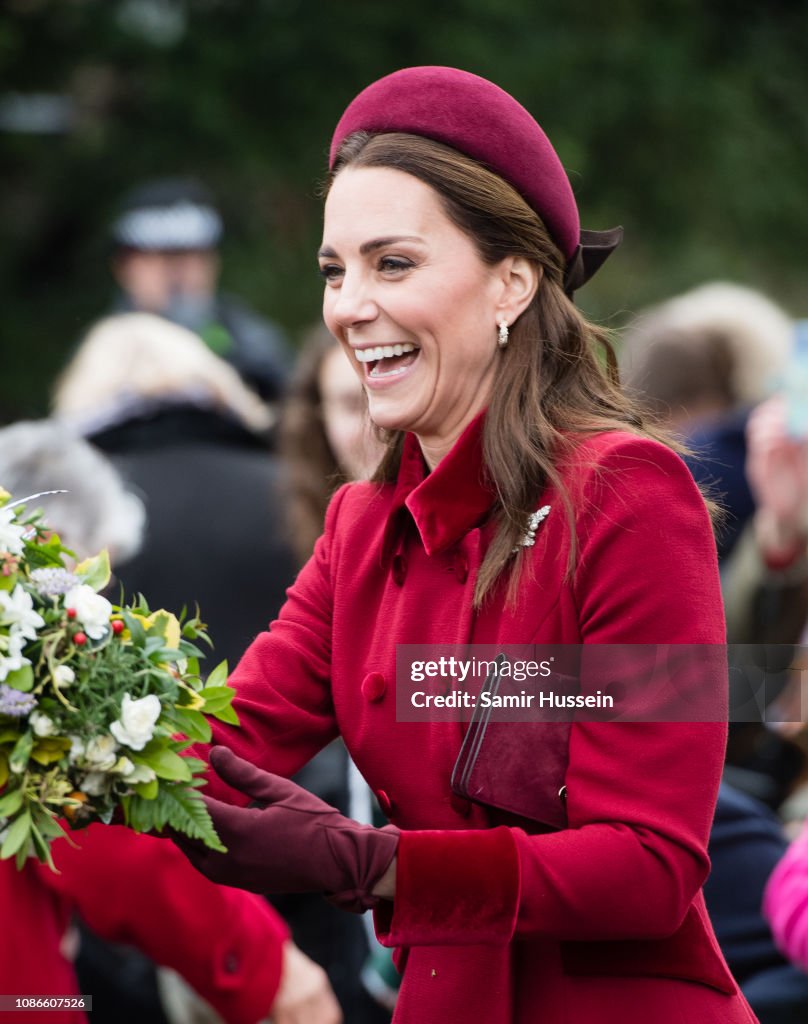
[174,747,399,912]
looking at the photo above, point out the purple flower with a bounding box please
[0,684,37,718]
[29,568,80,597]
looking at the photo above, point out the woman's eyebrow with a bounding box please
[317,236,423,259]
[359,235,423,255]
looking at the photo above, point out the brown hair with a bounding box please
[279,326,349,565]
[329,132,681,607]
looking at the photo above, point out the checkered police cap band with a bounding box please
[111,200,223,251]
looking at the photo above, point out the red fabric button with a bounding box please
[450,793,472,818]
[376,790,393,816]
[453,550,469,584]
[392,553,407,586]
[361,672,386,702]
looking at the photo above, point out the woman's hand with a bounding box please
[265,942,342,1024]
[746,396,808,562]
[174,747,399,911]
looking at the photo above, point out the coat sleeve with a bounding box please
[39,824,289,1024]
[376,436,729,946]
[199,486,350,800]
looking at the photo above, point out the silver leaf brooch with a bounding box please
[513,505,551,553]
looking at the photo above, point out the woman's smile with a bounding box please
[354,341,420,381]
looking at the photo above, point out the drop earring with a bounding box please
[497,320,509,349]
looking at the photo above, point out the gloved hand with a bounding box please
[174,747,399,912]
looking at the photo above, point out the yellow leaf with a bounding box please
[74,549,111,592]
[0,751,8,789]
[31,737,72,766]
[130,610,181,649]
[176,681,205,710]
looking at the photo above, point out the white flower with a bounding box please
[0,507,25,556]
[5,632,26,659]
[68,735,85,762]
[125,763,156,784]
[84,734,118,771]
[0,585,45,640]
[54,665,75,688]
[0,630,30,682]
[63,584,112,641]
[110,693,161,751]
[80,771,110,797]
[30,711,57,737]
[0,647,28,683]
[112,757,156,784]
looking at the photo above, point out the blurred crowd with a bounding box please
[3,174,808,1024]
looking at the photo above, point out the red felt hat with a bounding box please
[329,66,621,293]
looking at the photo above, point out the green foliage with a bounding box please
[125,783,226,853]
[132,742,192,782]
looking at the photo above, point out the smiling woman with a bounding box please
[319,165,530,468]
[171,67,757,1024]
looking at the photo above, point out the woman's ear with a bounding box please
[495,257,541,325]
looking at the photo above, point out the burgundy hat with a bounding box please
[329,66,621,294]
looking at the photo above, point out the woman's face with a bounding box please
[319,166,510,465]
[318,345,383,481]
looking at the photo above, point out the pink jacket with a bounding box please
[208,415,758,1024]
[764,822,808,969]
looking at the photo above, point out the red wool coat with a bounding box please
[209,415,758,1024]
[0,825,287,1024]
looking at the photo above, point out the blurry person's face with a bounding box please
[113,249,219,313]
[318,345,383,480]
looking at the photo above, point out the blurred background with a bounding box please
[1,0,807,421]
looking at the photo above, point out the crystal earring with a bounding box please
[497,320,509,348]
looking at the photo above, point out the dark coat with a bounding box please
[682,407,753,561]
[706,783,808,1024]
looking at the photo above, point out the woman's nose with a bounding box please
[330,271,378,329]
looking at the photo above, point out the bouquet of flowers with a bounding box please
[0,488,237,868]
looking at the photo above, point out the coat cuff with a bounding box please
[374,827,520,946]
[208,908,289,1024]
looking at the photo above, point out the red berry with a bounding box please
[73,632,87,646]
[66,608,77,619]
[111,619,124,635]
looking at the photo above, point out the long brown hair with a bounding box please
[328,132,682,607]
[279,327,349,565]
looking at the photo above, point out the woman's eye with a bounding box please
[318,264,343,283]
[378,256,413,274]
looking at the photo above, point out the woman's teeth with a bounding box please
[355,343,417,363]
[370,360,410,378]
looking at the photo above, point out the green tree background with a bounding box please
[1,0,806,421]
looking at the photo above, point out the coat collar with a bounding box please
[381,412,498,562]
